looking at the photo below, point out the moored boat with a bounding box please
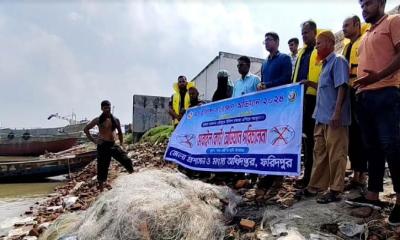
[0,122,88,156]
[0,149,97,181]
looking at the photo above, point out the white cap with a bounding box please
[217,69,229,79]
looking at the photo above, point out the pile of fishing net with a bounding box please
[259,200,360,239]
[55,169,241,240]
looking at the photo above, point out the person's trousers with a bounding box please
[349,88,368,173]
[97,141,134,183]
[356,87,400,193]
[302,94,316,185]
[308,124,348,192]
[258,176,283,190]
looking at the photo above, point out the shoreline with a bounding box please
[2,141,400,240]
[1,141,171,240]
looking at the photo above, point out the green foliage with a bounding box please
[124,133,133,144]
[140,125,174,144]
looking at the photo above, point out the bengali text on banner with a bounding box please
[164,83,304,176]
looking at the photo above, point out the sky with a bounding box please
[0,0,398,129]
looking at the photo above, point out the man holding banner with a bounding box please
[258,31,294,196]
[292,20,322,190]
[164,83,303,185]
[232,56,260,98]
[168,75,195,127]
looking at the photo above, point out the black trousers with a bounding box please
[356,88,400,193]
[258,176,283,190]
[349,88,368,173]
[97,141,134,183]
[302,94,316,185]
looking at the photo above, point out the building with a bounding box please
[192,51,264,101]
[131,95,171,141]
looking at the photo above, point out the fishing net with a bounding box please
[260,200,359,239]
[39,213,82,240]
[70,169,240,240]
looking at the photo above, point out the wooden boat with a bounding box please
[0,122,88,156]
[0,149,97,181]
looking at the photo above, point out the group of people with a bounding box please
[80,0,399,227]
[168,0,400,226]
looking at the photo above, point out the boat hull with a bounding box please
[0,150,97,181]
[0,122,87,156]
[0,138,78,156]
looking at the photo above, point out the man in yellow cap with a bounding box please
[297,30,351,204]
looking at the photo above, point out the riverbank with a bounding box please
[0,141,171,240]
[3,141,400,240]
[0,179,65,238]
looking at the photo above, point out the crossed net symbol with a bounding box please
[271,126,290,145]
[180,134,195,148]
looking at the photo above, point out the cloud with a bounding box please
[128,1,263,56]
[0,0,398,128]
[68,11,83,22]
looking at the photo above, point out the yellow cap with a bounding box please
[317,30,335,43]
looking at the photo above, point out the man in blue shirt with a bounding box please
[258,32,292,196]
[298,30,351,204]
[232,56,260,98]
[261,32,292,88]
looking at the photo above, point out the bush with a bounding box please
[124,133,133,145]
[140,125,174,144]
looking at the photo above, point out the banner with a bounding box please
[164,84,303,176]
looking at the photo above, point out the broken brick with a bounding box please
[240,219,256,231]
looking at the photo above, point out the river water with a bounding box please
[0,156,66,236]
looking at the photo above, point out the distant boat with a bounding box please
[0,122,88,156]
[0,149,97,181]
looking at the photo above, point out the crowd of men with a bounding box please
[168,0,399,226]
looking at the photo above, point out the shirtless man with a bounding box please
[84,100,134,191]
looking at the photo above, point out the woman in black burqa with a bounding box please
[212,70,232,102]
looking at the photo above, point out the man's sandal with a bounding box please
[316,191,341,204]
[295,188,318,200]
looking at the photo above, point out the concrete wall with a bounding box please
[202,56,219,100]
[132,95,171,135]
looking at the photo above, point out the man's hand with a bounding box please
[299,79,317,89]
[257,82,266,91]
[168,108,179,120]
[299,79,311,86]
[330,111,341,129]
[94,138,103,145]
[178,110,185,120]
[120,143,126,150]
[84,118,99,144]
[353,69,381,89]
